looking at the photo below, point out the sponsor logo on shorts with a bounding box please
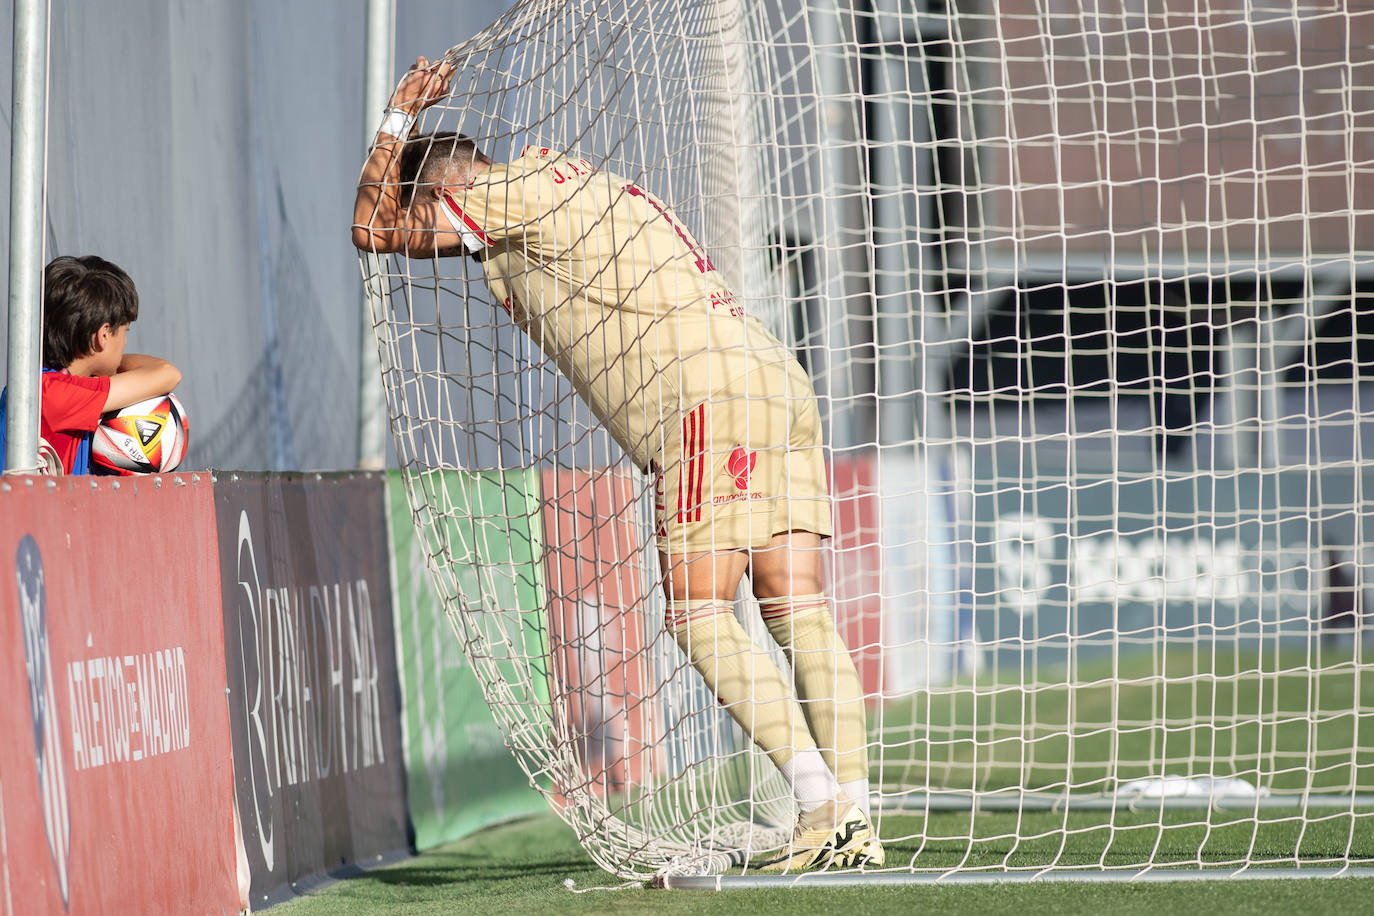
[727,445,757,491]
[712,491,764,505]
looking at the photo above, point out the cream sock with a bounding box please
[760,596,870,788]
[668,601,816,775]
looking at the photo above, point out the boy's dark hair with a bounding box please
[42,255,139,369]
[398,132,491,207]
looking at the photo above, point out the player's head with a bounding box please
[399,132,492,206]
[42,255,139,372]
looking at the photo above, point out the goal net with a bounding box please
[359,0,1374,882]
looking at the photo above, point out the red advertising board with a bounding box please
[0,475,238,914]
[540,468,658,797]
[827,453,884,698]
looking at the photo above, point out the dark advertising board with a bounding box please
[215,472,408,907]
[974,464,1374,669]
[0,474,238,914]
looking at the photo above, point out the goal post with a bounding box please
[360,0,1374,883]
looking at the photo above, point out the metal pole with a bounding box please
[357,0,395,470]
[1226,321,1261,469]
[1256,302,1281,468]
[870,50,919,449]
[812,0,866,450]
[4,0,48,475]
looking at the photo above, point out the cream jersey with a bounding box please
[443,146,792,470]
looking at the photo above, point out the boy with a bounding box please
[1,255,181,475]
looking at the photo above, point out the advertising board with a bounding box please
[0,475,238,914]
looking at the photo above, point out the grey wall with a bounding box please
[0,0,510,471]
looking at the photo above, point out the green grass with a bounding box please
[273,644,1374,913]
[877,645,1374,795]
[273,813,1374,915]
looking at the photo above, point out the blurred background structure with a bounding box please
[0,0,522,471]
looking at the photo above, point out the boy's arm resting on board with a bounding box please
[104,353,181,412]
[351,56,462,257]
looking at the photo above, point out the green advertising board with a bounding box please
[386,470,548,850]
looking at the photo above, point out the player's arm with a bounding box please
[351,55,461,256]
[104,354,181,412]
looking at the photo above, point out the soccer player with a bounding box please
[353,57,881,872]
[0,255,181,475]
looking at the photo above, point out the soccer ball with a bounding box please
[91,393,189,475]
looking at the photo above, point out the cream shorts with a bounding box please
[653,357,832,555]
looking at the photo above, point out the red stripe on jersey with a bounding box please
[688,407,698,522]
[623,184,716,275]
[690,404,706,522]
[677,404,707,524]
[687,406,697,521]
[676,411,690,523]
[441,192,490,245]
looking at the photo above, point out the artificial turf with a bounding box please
[272,812,1374,915]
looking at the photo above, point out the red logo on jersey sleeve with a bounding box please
[727,446,757,491]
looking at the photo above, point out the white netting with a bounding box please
[360,0,1374,881]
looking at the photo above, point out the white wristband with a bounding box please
[377,107,416,139]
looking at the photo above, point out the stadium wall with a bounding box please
[0,470,546,913]
[8,457,1355,907]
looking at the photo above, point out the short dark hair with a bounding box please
[42,255,139,369]
[398,132,491,207]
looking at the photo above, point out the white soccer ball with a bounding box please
[91,393,190,475]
